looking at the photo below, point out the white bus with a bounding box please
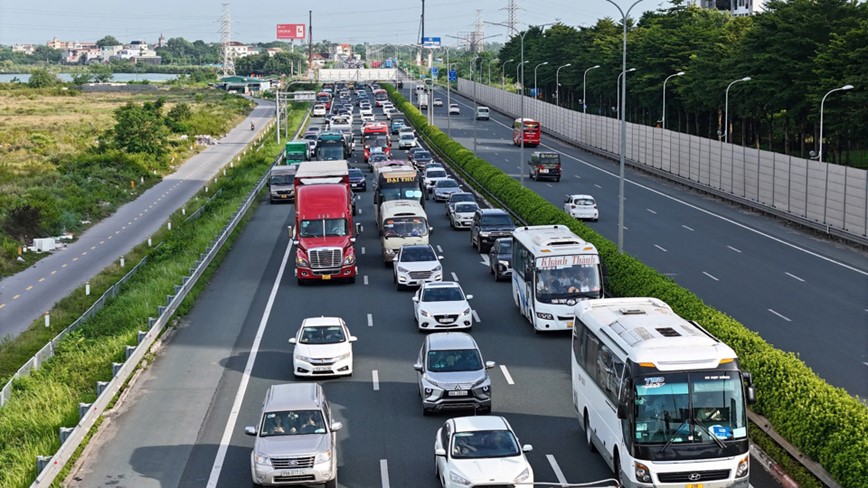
[511,225,604,331]
[571,297,756,488]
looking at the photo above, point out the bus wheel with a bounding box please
[584,411,597,453]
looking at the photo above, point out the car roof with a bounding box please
[477,208,509,216]
[422,281,462,290]
[401,244,434,252]
[426,331,478,350]
[300,316,345,328]
[568,194,595,199]
[452,415,509,432]
[264,383,324,412]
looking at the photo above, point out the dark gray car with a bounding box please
[488,237,513,281]
[470,208,515,253]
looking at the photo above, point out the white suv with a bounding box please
[413,281,474,331]
[393,244,443,290]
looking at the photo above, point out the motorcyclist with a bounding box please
[250,121,255,131]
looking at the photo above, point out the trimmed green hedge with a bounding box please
[384,84,868,488]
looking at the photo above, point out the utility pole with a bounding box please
[308,10,313,73]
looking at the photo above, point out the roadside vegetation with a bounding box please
[0,80,253,277]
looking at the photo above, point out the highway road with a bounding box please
[401,83,868,399]
[0,99,275,340]
[68,90,780,488]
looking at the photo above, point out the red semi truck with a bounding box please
[291,160,358,284]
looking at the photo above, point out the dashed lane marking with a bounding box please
[372,370,380,391]
[768,309,792,322]
[785,272,805,282]
[654,244,668,252]
[703,272,719,281]
[500,365,515,385]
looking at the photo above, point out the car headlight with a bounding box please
[254,452,271,466]
[335,352,351,361]
[634,462,652,483]
[536,312,554,320]
[736,456,749,478]
[295,354,311,362]
[343,253,356,265]
[432,265,442,272]
[315,450,333,464]
[461,307,471,315]
[420,309,432,318]
[498,260,510,267]
[513,467,530,483]
[479,231,490,237]
[296,255,310,267]
[397,266,409,273]
[449,471,472,486]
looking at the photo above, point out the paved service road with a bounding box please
[407,83,868,399]
[69,93,780,488]
[0,100,275,340]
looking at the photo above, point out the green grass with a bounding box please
[0,104,307,487]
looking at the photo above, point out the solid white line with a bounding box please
[768,309,792,322]
[785,272,805,282]
[703,271,720,281]
[682,225,694,231]
[367,313,374,327]
[206,240,293,487]
[646,208,657,214]
[436,245,444,253]
[727,245,742,253]
[654,244,668,252]
[451,272,459,281]
[499,365,515,385]
[472,310,481,323]
[364,275,369,285]
[372,370,380,391]
[546,454,568,486]
[380,459,390,488]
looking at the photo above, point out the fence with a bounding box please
[457,79,868,244]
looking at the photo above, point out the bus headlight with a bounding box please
[536,312,554,320]
[736,456,749,478]
[634,462,652,483]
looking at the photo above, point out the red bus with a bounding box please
[362,122,391,162]
[316,91,332,110]
[513,118,541,147]
[373,89,388,107]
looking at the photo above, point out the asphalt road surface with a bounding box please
[68,93,780,488]
[0,99,275,339]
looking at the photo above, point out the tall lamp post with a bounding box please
[555,63,572,107]
[816,84,855,163]
[533,61,549,99]
[724,76,751,143]
[605,0,645,252]
[516,61,527,93]
[582,64,600,113]
[616,67,636,119]
[661,70,685,129]
[501,59,514,87]
[470,54,480,154]
[487,58,498,84]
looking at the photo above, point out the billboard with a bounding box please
[276,24,306,39]
[422,36,441,47]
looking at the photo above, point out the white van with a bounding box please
[380,200,431,264]
[476,106,490,120]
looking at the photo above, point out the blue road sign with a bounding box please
[385,59,392,68]
[431,66,438,78]
[422,36,442,47]
[449,70,457,82]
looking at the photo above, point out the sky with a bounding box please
[0,0,669,47]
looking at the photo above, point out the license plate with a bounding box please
[540,169,548,173]
[321,274,331,280]
[686,484,704,488]
[566,321,573,328]
[313,366,331,372]
[448,390,468,396]
[438,318,454,324]
[280,469,307,476]
[281,195,288,199]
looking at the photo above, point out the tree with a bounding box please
[31,45,62,63]
[3,201,42,243]
[112,101,169,157]
[166,102,192,133]
[90,63,114,82]
[27,68,61,88]
[70,68,93,85]
[96,35,121,48]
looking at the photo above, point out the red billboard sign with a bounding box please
[276,23,306,40]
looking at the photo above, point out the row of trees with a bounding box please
[451,0,865,165]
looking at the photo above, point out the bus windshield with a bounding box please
[634,372,748,446]
[383,217,429,238]
[364,135,388,148]
[534,263,601,301]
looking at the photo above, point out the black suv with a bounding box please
[470,208,515,253]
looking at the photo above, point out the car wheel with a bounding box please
[324,475,338,488]
[490,264,495,275]
[585,411,597,453]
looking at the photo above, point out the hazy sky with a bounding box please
[0,1,666,46]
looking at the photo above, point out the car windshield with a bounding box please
[426,348,483,372]
[401,134,414,140]
[400,246,437,262]
[422,286,464,302]
[427,170,446,179]
[436,180,459,189]
[455,203,478,213]
[299,218,348,237]
[299,325,346,344]
[482,214,514,227]
[449,194,474,204]
[495,240,512,254]
[270,175,292,185]
[349,169,363,178]
[260,409,326,437]
[451,429,521,459]
[370,154,389,163]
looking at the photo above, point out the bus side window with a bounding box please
[584,336,600,385]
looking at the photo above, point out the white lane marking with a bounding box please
[703,271,720,281]
[499,365,515,385]
[682,225,694,231]
[364,275,369,285]
[646,208,657,215]
[654,244,668,252]
[480,254,490,267]
[358,208,363,214]
[361,246,366,255]
[372,370,380,391]
[367,313,373,327]
[451,272,459,281]
[472,310,481,323]
[768,309,792,322]
[863,362,868,367]
[436,245,444,253]
[380,459,390,488]
[546,183,552,188]
[573,175,581,179]
[594,183,602,189]
[206,239,292,487]
[546,454,568,486]
[90,245,96,250]
[785,272,805,282]
[727,245,742,253]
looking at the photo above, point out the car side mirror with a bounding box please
[287,225,294,239]
[466,294,473,300]
[413,362,423,372]
[412,296,419,303]
[485,361,496,369]
[438,255,444,260]
[617,401,628,419]
[288,338,297,344]
[331,421,343,432]
[435,448,447,457]
[245,426,257,436]
[429,226,434,234]
[349,336,358,342]
[747,385,756,404]
[522,444,533,453]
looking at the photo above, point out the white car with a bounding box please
[312,104,327,117]
[434,416,534,488]
[448,202,478,229]
[398,132,417,149]
[413,281,473,331]
[393,244,443,290]
[564,194,599,221]
[288,317,357,377]
[448,104,461,115]
[423,168,450,194]
[382,102,395,112]
[360,107,375,122]
[399,126,416,138]
[433,98,443,107]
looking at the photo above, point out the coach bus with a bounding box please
[511,225,603,331]
[513,117,541,146]
[572,297,755,488]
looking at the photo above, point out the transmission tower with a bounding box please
[219,3,235,77]
[472,9,484,53]
[501,0,519,37]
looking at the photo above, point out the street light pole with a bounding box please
[724,76,751,143]
[582,64,600,113]
[661,70,685,130]
[471,54,480,154]
[605,0,645,252]
[533,61,549,99]
[501,59,514,87]
[817,84,854,163]
[616,67,636,120]
[555,63,572,107]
